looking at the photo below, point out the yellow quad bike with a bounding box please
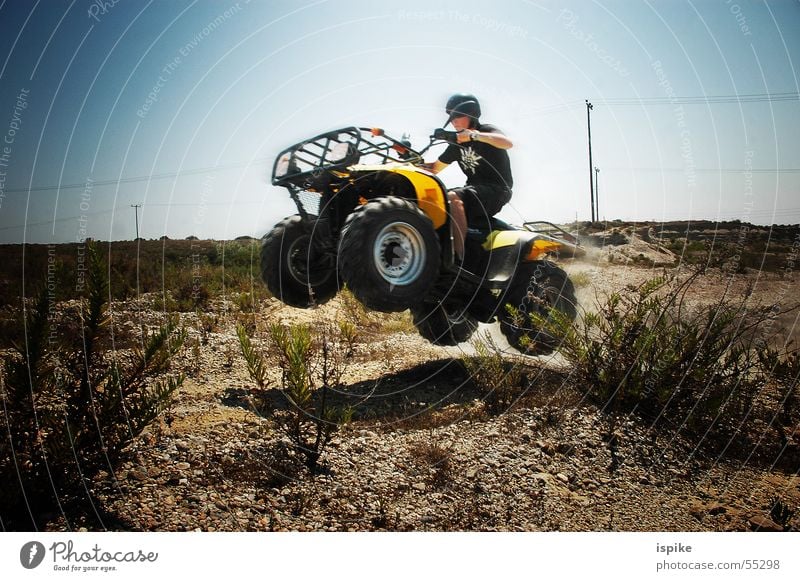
[262,127,582,355]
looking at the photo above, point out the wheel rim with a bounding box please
[287,235,333,287]
[373,221,426,285]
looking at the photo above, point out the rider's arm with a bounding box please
[457,127,513,149]
[470,130,513,150]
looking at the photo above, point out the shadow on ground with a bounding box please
[222,358,483,424]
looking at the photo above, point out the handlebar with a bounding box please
[416,128,459,158]
[432,128,459,143]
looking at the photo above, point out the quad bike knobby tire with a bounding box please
[411,301,479,346]
[261,215,338,308]
[338,197,440,312]
[499,261,577,355]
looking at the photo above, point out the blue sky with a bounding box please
[0,0,798,243]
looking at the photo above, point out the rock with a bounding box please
[412,483,427,492]
[690,502,729,520]
[465,468,478,479]
[748,515,783,532]
[537,441,556,456]
[708,504,727,516]
[130,469,148,481]
[689,502,705,520]
[175,462,191,470]
[556,473,570,484]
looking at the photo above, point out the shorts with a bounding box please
[450,184,512,228]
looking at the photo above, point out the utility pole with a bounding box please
[131,203,142,303]
[130,204,141,240]
[586,100,595,223]
[594,166,600,220]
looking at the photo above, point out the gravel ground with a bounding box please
[44,260,800,532]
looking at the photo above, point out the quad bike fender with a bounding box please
[483,230,566,261]
[475,230,567,284]
[350,164,448,229]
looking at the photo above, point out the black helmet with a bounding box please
[445,93,481,124]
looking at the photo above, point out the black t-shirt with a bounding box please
[438,123,513,189]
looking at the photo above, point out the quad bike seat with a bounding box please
[465,216,512,236]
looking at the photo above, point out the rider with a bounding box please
[424,93,514,260]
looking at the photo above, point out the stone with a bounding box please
[708,504,727,516]
[130,469,148,481]
[748,515,783,532]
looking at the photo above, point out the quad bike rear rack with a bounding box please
[522,221,585,259]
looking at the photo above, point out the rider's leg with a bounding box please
[448,191,467,261]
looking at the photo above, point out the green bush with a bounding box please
[462,331,527,413]
[237,321,356,472]
[536,271,800,461]
[0,242,186,530]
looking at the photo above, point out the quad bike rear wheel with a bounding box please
[499,261,577,355]
[261,215,338,308]
[411,301,479,346]
[338,197,440,312]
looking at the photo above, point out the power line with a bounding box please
[0,209,116,231]
[0,202,266,232]
[596,92,799,106]
[602,167,800,173]
[3,157,269,194]
[521,92,799,118]
[523,100,584,116]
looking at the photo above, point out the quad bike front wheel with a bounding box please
[261,215,338,308]
[499,261,577,355]
[338,197,440,312]
[411,301,479,346]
